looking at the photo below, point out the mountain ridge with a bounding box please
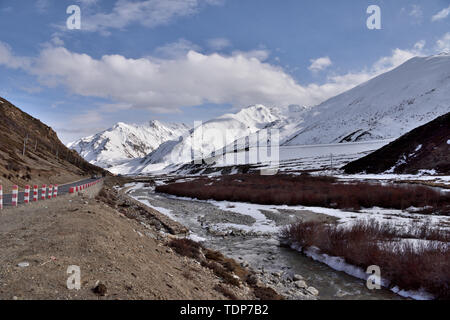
[72,53,450,174]
[68,120,190,168]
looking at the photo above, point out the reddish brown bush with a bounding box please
[156,173,450,215]
[281,220,450,300]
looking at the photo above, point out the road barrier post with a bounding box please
[12,185,18,206]
[24,185,30,204]
[48,185,53,199]
[0,185,2,210]
[41,185,46,200]
[54,185,58,198]
[33,185,38,202]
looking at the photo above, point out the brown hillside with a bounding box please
[0,97,105,189]
[343,112,450,174]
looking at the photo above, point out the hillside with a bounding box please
[283,53,450,146]
[68,121,190,168]
[0,97,105,190]
[343,112,450,174]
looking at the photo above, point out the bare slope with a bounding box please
[0,97,105,190]
[343,112,450,174]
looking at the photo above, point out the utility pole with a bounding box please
[23,134,29,156]
[330,153,333,170]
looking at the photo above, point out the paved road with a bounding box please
[1,177,101,207]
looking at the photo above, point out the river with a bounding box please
[126,183,402,300]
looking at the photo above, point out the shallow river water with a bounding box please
[127,184,402,300]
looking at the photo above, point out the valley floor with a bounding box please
[138,172,449,300]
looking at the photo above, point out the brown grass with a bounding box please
[282,220,450,300]
[156,173,450,215]
[169,238,203,260]
[213,284,239,300]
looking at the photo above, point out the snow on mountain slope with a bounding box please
[283,53,450,146]
[141,104,286,166]
[75,53,450,174]
[68,121,190,168]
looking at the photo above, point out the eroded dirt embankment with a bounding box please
[0,177,280,300]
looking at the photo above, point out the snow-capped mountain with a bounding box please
[73,53,450,174]
[141,53,450,171]
[141,104,287,166]
[282,53,450,146]
[68,121,190,168]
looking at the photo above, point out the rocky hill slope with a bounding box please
[343,112,450,174]
[0,97,105,189]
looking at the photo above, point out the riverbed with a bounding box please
[126,183,402,300]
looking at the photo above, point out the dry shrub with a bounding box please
[201,260,241,287]
[204,249,224,262]
[169,238,203,260]
[214,284,238,300]
[282,220,450,299]
[156,173,450,215]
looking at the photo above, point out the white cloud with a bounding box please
[207,38,232,50]
[414,40,426,50]
[432,5,450,22]
[409,4,423,19]
[76,0,99,6]
[231,49,270,61]
[0,38,428,113]
[81,0,222,33]
[436,33,450,52]
[72,110,103,125]
[153,39,201,59]
[50,34,65,47]
[0,42,31,69]
[308,56,332,73]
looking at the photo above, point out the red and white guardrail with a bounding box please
[0,179,102,210]
[69,179,101,194]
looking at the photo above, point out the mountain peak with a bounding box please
[69,120,190,168]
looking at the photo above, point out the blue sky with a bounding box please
[0,0,449,143]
